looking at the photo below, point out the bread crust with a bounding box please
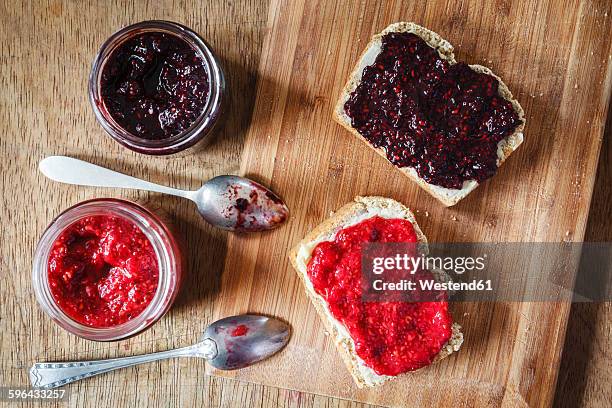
[333,22,526,207]
[288,196,463,387]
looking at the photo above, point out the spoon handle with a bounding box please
[29,340,217,389]
[39,156,195,200]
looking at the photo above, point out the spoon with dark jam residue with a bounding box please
[30,315,290,388]
[39,156,289,232]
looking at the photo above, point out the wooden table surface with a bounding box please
[0,0,609,407]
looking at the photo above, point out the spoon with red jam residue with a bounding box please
[39,156,289,232]
[30,315,290,388]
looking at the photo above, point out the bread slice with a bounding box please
[333,22,526,207]
[289,196,463,387]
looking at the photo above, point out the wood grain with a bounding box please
[553,103,612,408]
[0,0,278,406]
[208,0,612,407]
[0,0,610,407]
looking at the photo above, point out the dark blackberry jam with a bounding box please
[101,32,209,140]
[344,32,522,189]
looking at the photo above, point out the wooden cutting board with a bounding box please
[209,0,612,406]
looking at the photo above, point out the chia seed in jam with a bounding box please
[344,32,522,189]
[101,32,210,140]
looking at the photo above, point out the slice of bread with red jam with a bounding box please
[334,23,525,207]
[289,196,463,387]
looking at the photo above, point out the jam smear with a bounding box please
[344,32,522,189]
[101,32,209,139]
[47,215,159,328]
[222,181,289,232]
[306,216,452,376]
[230,324,249,337]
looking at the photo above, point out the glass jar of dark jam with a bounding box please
[89,21,225,155]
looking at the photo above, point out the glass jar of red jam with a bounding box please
[89,20,225,155]
[32,199,182,341]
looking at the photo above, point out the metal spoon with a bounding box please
[29,315,290,389]
[39,156,289,232]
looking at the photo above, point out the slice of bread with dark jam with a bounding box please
[334,23,525,206]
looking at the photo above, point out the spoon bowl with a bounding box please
[204,315,290,370]
[196,176,289,232]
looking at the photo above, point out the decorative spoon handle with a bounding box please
[29,340,217,389]
[39,156,195,200]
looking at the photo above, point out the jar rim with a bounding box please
[88,20,225,155]
[32,198,181,341]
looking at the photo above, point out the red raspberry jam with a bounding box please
[231,325,249,337]
[306,216,452,376]
[101,32,209,139]
[344,32,522,189]
[47,215,159,328]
